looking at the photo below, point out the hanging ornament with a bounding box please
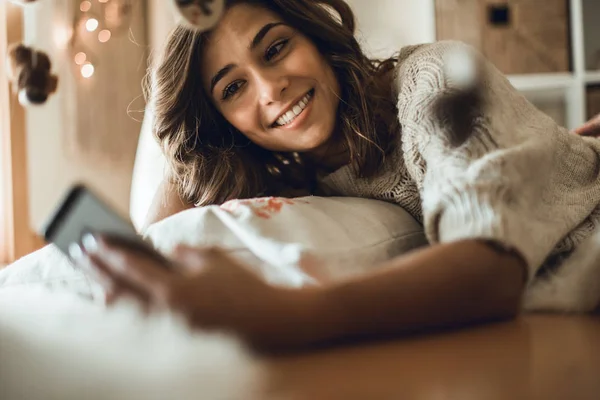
[6,43,58,106]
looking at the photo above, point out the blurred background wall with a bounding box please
[23,0,147,230]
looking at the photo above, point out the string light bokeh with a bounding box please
[70,0,134,79]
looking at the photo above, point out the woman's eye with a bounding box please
[222,81,244,100]
[265,40,288,61]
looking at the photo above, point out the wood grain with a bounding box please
[435,0,570,74]
[262,315,600,400]
[435,0,483,49]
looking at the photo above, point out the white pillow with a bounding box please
[144,196,427,287]
[1,196,426,295]
[129,109,167,232]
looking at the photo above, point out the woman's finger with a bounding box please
[69,242,116,291]
[81,233,173,298]
[574,115,600,136]
[72,243,150,304]
[105,286,148,308]
[298,253,329,284]
[170,245,214,274]
[84,251,155,306]
[70,242,149,306]
[105,286,123,306]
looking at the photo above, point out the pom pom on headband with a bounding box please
[173,0,225,31]
[8,0,41,4]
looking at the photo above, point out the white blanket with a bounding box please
[0,288,262,400]
[0,197,427,399]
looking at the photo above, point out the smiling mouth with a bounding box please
[272,89,315,128]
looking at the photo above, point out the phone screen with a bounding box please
[43,185,141,257]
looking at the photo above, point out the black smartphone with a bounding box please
[41,183,167,264]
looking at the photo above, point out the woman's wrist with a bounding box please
[246,285,345,349]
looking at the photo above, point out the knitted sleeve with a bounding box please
[395,41,600,281]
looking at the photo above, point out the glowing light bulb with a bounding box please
[74,52,87,65]
[53,25,72,50]
[85,18,99,32]
[98,30,111,43]
[81,63,95,78]
[80,1,91,12]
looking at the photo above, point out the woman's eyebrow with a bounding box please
[210,22,286,94]
[249,22,285,51]
[210,64,235,94]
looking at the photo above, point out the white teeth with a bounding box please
[275,91,312,127]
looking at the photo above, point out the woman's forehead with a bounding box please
[201,4,284,82]
[208,4,282,48]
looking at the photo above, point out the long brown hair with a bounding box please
[146,0,399,206]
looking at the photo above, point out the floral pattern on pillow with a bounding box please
[220,197,308,219]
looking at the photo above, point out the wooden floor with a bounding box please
[261,315,600,400]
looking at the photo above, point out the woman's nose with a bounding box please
[255,71,289,106]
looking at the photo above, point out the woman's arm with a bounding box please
[143,177,194,230]
[79,234,526,350]
[275,239,526,347]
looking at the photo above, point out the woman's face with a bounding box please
[200,3,341,154]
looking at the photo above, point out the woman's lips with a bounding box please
[272,89,315,130]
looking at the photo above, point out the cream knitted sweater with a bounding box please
[319,41,600,312]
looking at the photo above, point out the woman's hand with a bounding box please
[71,234,309,347]
[573,114,600,137]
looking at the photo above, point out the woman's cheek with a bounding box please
[224,98,254,130]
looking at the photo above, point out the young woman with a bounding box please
[72,0,600,349]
